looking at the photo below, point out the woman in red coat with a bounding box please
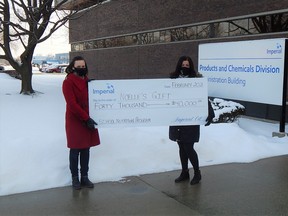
[62,56,100,190]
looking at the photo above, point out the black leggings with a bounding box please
[69,148,90,177]
[177,141,199,172]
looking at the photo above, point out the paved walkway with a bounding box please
[1,155,288,216]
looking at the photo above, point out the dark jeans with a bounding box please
[177,141,199,172]
[69,148,90,177]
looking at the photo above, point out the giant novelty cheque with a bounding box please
[88,78,208,128]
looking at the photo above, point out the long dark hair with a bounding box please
[65,56,89,74]
[170,56,197,78]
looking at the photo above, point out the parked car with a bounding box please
[61,66,67,73]
[0,65,14,72]
[46,64,68,73]
[40,64,51,72]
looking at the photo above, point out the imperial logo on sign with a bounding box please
[266,43,282,55]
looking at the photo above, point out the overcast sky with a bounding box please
[33,25,70,56]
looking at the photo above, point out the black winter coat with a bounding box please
[169,125,200,142]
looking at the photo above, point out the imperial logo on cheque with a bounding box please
[93,83,115,95]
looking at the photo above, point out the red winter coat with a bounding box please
[62,73,100,149]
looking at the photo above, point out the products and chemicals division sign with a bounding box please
[198,38,286,105]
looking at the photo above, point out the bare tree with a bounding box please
[252,14,288,33]
[227,13,288,35]
[0,0,104,94]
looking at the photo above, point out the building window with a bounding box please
[71,12,288,52]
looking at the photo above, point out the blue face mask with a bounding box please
[74,68,88,76]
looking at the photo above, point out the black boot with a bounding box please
[190,170,201,185]
[72,176,81,190]
[81,176,94,188]
[175,170,190,183]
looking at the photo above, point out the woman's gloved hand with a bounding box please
[205,116,213,126]
[86,117,97,130]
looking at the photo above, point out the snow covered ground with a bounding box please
[0,73,287,196]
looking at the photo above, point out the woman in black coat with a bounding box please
[169,56,215,185]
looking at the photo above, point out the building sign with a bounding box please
[198,38,287,105]
[88,78,208,127]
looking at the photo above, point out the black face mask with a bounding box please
[180,67,191,76]
[74,68,88,76]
